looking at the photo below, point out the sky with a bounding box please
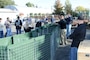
[13,0,90,9]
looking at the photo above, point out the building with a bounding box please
[0,8,18,23]
[5,5,52,17]
[0,5,52,23]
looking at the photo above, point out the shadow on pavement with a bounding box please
[56,44,71,60]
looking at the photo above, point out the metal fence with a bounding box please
[0,23,61,60]
[0,37,11,60]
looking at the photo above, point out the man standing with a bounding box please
[69,16,88,60]
[65,13,73,38]
[50,15,55,23]
[58,14,67,45]
[23,18,33,32]
[15,16,22,34]
[4,17,12,37]
[0,18,4,38]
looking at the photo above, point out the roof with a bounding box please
[0,8,17,13]
[5,5,52,14]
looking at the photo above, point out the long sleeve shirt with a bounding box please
[69,23,86,41]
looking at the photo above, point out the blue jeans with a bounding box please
[6,28,12,37]
[0,31,3,38]
[66,24,71,37]
[16,29,21,34]
[70,47,77,60]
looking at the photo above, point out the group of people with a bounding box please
[0,15,55,38]
[0,16,24,38]
[57,13,88,60]
[0,17,12,38]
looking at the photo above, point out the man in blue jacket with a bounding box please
[65,13,73,38]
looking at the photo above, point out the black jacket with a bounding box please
[69,23,86,41]
[58,19,67,29]
[65,17,72,24]
[15,20,22,29]
[36,21,42,27]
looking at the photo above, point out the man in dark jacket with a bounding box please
[58,14,67,45]
[70,23,86,47]
[15,16,22,34]
[69,16,88,60]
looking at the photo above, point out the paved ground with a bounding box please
[56,29,90,60]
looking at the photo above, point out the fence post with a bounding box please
[50,32,55,60]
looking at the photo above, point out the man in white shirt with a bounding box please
[23,19,33,32]
[4,17,12,37]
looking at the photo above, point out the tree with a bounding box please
[34,13,37,16]
[85,9,89,16]
[26,2,35,7]
[75,6,85,13]
[54,0,63,15]
[72,11,78,17]
[0,0,15,8]
[38,13,41,16]
[30,13,33,16]
[75,6,90,19]
[65,0,72,14]
[84,8,89,19]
